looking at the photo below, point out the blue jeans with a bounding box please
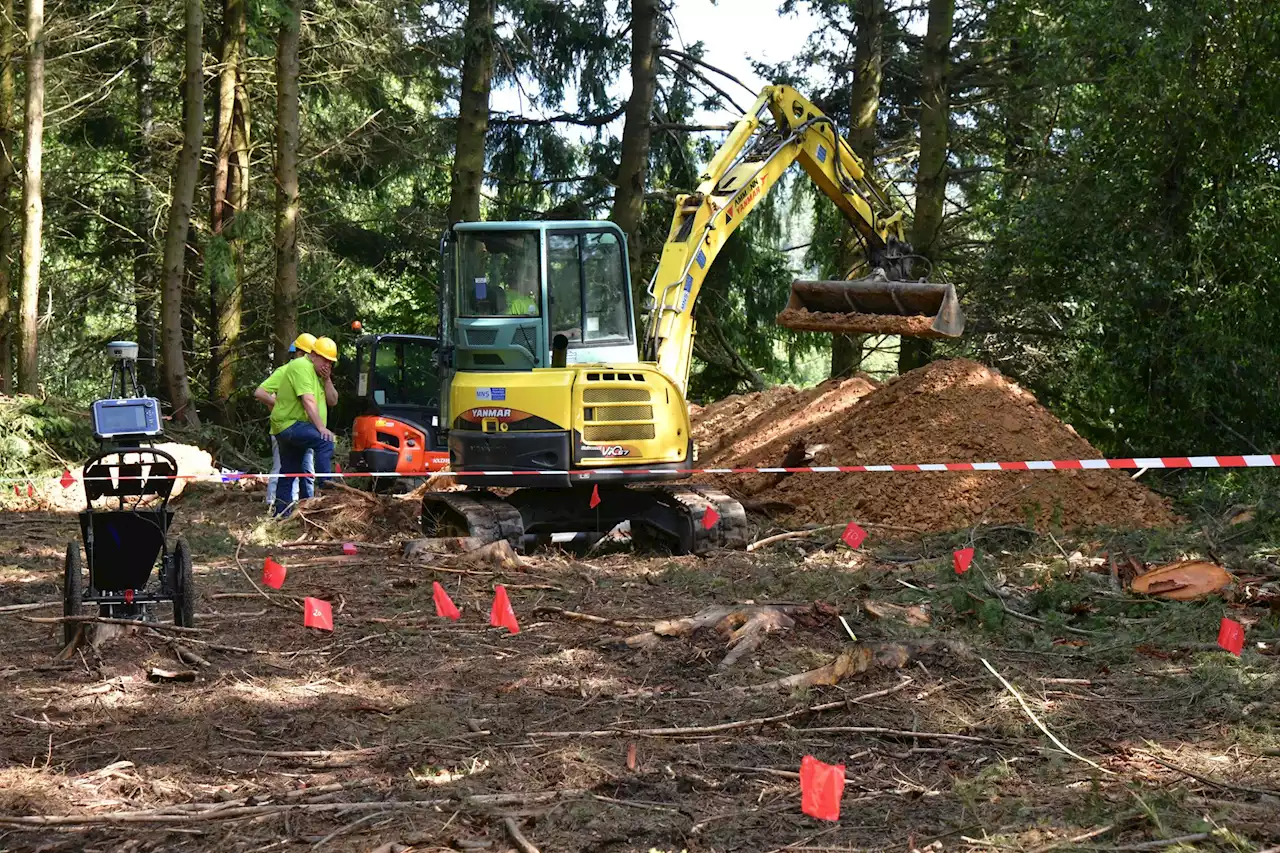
[266,435,313,506]
[274,422,334,517]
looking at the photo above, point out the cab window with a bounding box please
[457,231,541,317]
[547,230,630,345]
[373,340,439,406]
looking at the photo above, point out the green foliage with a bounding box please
[0,397,95,476]
[964,0,1280,456]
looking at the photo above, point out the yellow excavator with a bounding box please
[422,85,964,554]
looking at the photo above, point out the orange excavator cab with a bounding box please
[349,333,449,486]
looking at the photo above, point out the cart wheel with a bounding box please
[172,537,195,629]
[62,542,83,647]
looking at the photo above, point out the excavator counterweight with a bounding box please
[779,276,964,339]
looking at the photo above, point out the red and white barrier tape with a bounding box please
[16,453,1280,487]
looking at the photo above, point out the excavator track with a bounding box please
[420,484,748,556]
[421,491,525,549]
[635,485,750,555]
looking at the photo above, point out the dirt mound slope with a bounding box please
[694,359,1176,532]
[691,375,879,467]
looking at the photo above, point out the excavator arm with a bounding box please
[642,85,963,393]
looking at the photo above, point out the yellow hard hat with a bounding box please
[293,333,317,354]
[312,336,338,363]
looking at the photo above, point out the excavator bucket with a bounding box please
[777,276,965,339]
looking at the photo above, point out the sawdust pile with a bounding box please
[693,359,1176,531]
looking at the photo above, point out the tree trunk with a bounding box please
[831,0,884,380]
[210,0,246,414]
[272,0,300,367]
[16,0,44,395]
[133,4,158,395]
[898,0,952,375]
[0,0,16,393]
[160,0,203,427]
[446,0,493,224]
[610,0,660,300]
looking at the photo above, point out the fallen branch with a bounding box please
[981,657,1113,775]
[1148,755,1280,797]
[533,606,649,628]
[163,638,211,668]
[0,601,58,614]
[234,541,301,612]
[746,526,837,552]
[223,747,383,760]
[786,725,998,744]
[529,678,912,739]
[502,816,541,853]
[20,615,205,634]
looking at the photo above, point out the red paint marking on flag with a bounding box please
[262,557,287,590]
[841,522,866,550]
[303,598,333,632]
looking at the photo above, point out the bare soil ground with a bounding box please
[1,485,1278,853]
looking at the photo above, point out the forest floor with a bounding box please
[1,484,1279,853]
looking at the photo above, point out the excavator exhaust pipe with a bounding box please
[778,276,965,339]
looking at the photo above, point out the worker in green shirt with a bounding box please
[258,334,316,507]
[255,336,340,516]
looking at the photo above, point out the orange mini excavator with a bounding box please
[348,329,449,483]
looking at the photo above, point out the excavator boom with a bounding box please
[644,85,964,392]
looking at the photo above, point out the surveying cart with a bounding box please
[60,341,196,646]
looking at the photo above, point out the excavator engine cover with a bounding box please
[778,276,965,339]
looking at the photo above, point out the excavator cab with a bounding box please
[348,333,449,480]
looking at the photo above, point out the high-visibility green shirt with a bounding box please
[262,358,326,435]
[507,292,538,315]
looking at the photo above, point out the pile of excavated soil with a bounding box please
[776,307,947,338]
[692,359,1176,532]
[691,375,880,468]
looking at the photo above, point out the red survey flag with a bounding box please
[12,484,18,496]
[953,547,975,574]
[304,597,333,632]
[489,585,520,634]
[342,542,358,555]
[589,484,601,509]
[262,557,287,590]
[60,469,74,489]
[334,461,343,474]
[841,521,866,549]
[703,506,720,530]
[26,483,33,498]
[800,755,845,822]
[433,581,461,621]
[1218,617,1245,656]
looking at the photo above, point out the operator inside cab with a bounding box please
[459,233,540,318]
